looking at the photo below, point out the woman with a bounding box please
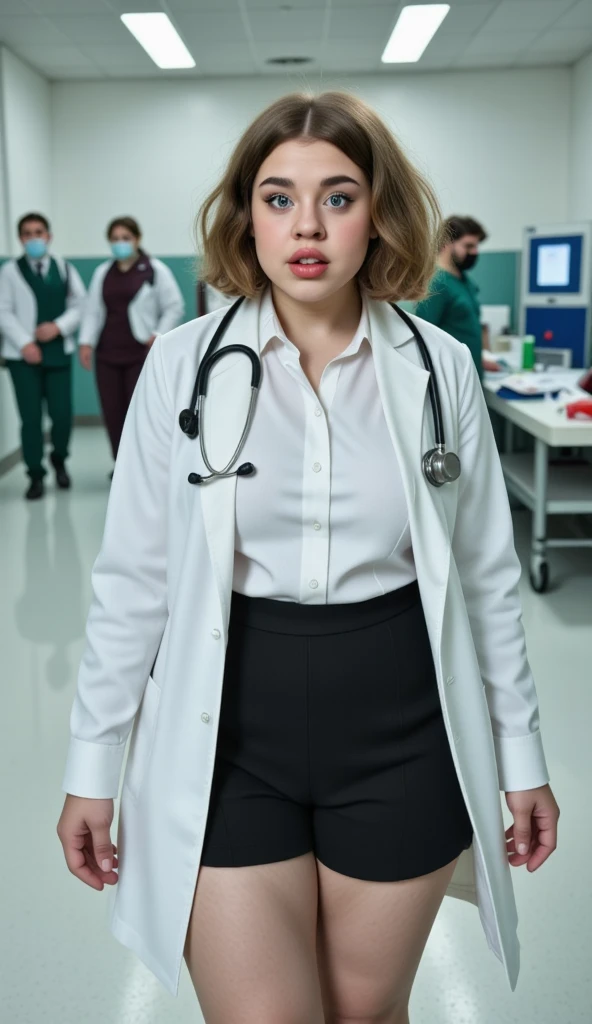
[78,216,184,472]
[57,93,559,1022]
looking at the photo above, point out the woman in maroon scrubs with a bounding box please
[79,217,184,474]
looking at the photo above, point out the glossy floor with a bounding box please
[1,427,590,1023]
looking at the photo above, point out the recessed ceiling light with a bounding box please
[121,13,195,69]
[381,4,450,64]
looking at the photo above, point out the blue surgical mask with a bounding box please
[24,239,48,259]
[111,241,135,261]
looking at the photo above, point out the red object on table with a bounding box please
[565,398,592,420]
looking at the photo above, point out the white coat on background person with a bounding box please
[79,254,184,349]
[57,291,552,996]
[0,255,86,360]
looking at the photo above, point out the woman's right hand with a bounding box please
[57,794,118,891]
[79,344,94,371]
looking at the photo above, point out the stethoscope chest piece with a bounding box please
[423,446,461,488]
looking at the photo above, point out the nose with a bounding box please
[291,200,326,240]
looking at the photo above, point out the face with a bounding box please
[251,138,376,304]
[109,226,139,250]
[20,220,51,246]
[451,233,480,264]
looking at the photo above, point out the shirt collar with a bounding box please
[259,286,372,360]
[26,254,51,274]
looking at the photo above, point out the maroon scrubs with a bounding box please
[95,252,155,459]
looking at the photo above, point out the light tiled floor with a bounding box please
[1,427,590,1023]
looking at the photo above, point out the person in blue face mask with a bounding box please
[78,217,184,477]
[0,212,87,500]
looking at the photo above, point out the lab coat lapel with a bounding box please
[368,301,452,639]
[196,298,262,631]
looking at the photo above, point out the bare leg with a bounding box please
[316,854,460,1024]
[184,852,326,1024]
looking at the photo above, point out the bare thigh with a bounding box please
[316,854,461,1024]
[184,852,325,1024]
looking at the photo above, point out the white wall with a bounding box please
[0,47,52,464]
[51,69,571,258]
[570,51,592,221]
[0,47,52,255]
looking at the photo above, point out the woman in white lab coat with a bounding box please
[78,216,184,473]
[57,92,559,1018]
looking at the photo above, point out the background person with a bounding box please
[0,213,86,500]
[78,216,184,473]
[415,215,495,377]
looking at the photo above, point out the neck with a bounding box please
[270,279,362,357]
[118,253,139,272]
[438,252,461,278]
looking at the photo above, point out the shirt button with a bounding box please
[309,579,319,589]
[211,629,221,640]
[201,712,210,724]
[313,462,322,473]
[314,408,322,417]
[313,522,321,531]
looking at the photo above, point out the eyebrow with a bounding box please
[258,175,361,188]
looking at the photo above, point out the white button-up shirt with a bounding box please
[232,288,416,604]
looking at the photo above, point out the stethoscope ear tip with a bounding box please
[179,409,198,438]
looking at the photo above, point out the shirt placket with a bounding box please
[284,351,345,604]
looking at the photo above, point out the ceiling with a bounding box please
[0,0,591,80]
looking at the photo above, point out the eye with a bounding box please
[265,193,294,210]
[325,193,353,209]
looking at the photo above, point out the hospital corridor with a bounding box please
[1,2,592,1022]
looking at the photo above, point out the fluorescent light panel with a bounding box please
[121,13,195,69]
[381,4,450,64]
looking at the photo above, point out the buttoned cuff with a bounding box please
[494,730,550,792]
[62,737,126,799]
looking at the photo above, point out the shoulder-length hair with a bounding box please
[198,91,442,302]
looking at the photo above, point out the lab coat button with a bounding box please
[446,675,455,686]
[211,629,221,639]
[309,579,319,589]
[313,521,321,531]
[314,408,322,417]
[201,713,210,724]
[313,462,322,473]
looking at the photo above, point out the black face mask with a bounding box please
[453,252,479,272]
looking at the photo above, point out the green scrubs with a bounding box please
[5,258,72,480]
[415,268,483,377]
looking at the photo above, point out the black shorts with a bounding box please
[200,581,473,882]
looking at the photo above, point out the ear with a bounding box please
[369,220,379,241]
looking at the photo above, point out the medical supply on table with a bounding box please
[565,398,592,420]
[178,298,461,489]
[522,335,535,370]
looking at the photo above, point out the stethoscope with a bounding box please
[178,296,461,488]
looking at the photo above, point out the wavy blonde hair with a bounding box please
[198,91,442,302]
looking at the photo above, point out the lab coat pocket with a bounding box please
[123,675,162,803]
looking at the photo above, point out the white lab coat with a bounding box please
[0,256,86,360]
[80,257,184,347]
[62,295,551,997]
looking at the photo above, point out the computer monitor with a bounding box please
[528,235,583,295]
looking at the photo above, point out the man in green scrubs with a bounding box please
[0,213,86,500]
[416,216,488,378]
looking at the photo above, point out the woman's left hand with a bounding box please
[505,784,559,872]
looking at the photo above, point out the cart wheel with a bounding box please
[529,561,549,593]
